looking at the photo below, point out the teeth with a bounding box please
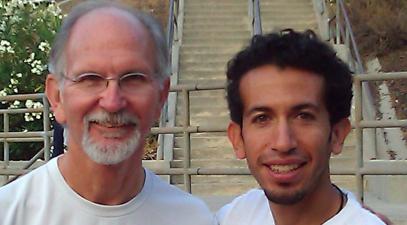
[270,164,300,173]
[93,121,125,127]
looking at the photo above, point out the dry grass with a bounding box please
[348,0,407,57]
[348,0,407,141]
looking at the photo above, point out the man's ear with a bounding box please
[45,74,66,125]
[227,121,246,159]
[154,78,170,119]
[331,118,351,155]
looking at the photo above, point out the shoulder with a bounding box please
[0,159,55,222]
[145,169,216,225]
[329,190,386,225]
[217,189,271,225]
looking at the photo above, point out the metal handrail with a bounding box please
[252,0,262,35]
[326,0,363,73]
[249,0,262,35]
[157,0,179,160]
[2,72,407,192]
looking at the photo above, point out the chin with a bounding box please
[263,188,306,205]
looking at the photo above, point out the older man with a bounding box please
[0,1,215,225]
[216,29,385,225]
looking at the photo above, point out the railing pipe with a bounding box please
[338,0,363,73]
[253,0,262,35]
[158,0,178,160]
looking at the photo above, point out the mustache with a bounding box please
[84,110,139,126]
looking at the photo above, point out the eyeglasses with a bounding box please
[62,72,154,94]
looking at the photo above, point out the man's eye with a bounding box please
[297,112,315,121]
[79,74,103,82]
[252,114,269,124]
[122,73,148,85]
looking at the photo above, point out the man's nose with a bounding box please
[270,121,297,153]
[98,80,127,112]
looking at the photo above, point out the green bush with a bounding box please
[0,0,63,160]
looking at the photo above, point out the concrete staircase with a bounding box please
[171,0,255,201]
[170,1,406,223]
[260,0,318,33]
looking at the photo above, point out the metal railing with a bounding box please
[1,72,407,199]
[319,0,382,162]
[327,0,363,73]
[249,0,262,35]
[157,0,180,161]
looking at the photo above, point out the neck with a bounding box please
[269,182,343,225]
[58,146,145,205]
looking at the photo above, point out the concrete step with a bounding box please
[183,22,249,30]
[185,8,247,16]
[173,146,235,160]
[180,53,234,63]
[181,46,241,55]
[188,89,226,97]
[262,23,318,33]
[176,106,229,117]
[262,20,317,28]
[184,15,248,23]
[177,79,227,86]
[175,115,229,127]
[182,29,249,38]
[177,95,227,106]
[176,104,228,115]
[261,0,313,7]
[183,17,250,27]
[185,2,247,8]
[178,72,225,80]
[182,35,249,45]
[181,61,227,70]
[262,13,316,21]
[173,136,232,151]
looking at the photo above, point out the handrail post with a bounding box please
[3,113,10,183]
[158,0,177,160]
[335,0,340,44]
[42,96,50,161]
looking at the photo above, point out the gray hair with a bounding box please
[48,0,169,82]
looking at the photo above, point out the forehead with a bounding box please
[239,65,325,112]
[64,8,155,74]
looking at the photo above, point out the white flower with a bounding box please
[38,41,50,52]
[13,100,20,106]
[25,99,34,108]
[10,78,19,85]
[24,113,35,122]
[24,52,35,63]
[33,102,43,109]
[0,40,12,53]
[16,73,22,78]
[0,90,7,96]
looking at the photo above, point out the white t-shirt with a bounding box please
[216,188,385,225]
[0,157,216,225]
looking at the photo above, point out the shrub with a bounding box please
[348,0,407,56]
[0,0,63,160]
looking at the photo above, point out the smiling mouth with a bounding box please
[91,121,134,128]
[269,164,303,173]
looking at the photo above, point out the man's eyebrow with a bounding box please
[292,103,319,111]
[247,106,271,115]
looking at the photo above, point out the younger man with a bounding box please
[217,29,385,225]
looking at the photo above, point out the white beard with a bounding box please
[82,110,141,165]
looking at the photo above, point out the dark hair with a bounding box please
[226,29,353,126]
